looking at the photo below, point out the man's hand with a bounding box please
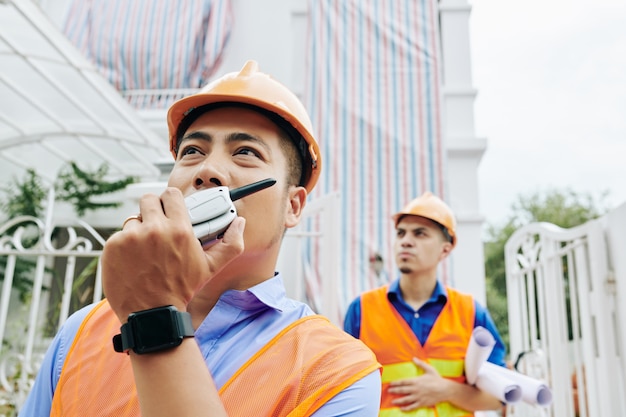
[387,357,450,411]
[101,187,245,322]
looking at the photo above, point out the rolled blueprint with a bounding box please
[475,366,522,404]
[464,326,496,385]
[481,362,553,407]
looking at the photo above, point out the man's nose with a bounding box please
[193,154,228,189]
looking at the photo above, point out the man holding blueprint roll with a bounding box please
[344,192,507,416]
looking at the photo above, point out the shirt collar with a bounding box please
[387,278,448,304]
[219,273,287,312]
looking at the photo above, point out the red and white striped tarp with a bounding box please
[303,0,449,316]
[62,0,232,107]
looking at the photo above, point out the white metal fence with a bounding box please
[0,196,107,413]
[504,202,626,417]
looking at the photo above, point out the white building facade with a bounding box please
[0,0,489,409]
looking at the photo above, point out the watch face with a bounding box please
[131,307,182,353]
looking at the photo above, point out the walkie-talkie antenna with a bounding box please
[229,178,277,202]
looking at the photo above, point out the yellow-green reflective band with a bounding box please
[380,403,470,417]
[381,359,464,383]
[381,362,423,383]
[379,408,435,417]
[428,359,464,377]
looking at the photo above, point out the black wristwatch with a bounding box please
[112,305,195,354]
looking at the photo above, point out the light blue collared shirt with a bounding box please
[19,274,381,416]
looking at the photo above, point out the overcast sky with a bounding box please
[469,0,626,226]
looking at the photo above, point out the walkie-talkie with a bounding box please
[185,178,276,247]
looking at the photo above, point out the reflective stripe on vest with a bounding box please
[51,300,380,417]
[360,286,475,417]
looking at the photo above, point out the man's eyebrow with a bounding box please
[397,225,428,233]
[181,131,212,144]
[180,130,272,154]
[226,132,272,154]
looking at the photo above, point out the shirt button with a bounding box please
[414,312,419,318]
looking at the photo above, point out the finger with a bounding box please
[139,193,166,222]
[387,386,407,394]
[399,402,420,411]
[390,395,416,406]
[220,216,245,243]
[203,217,245,275]
[412,357,433,372]
[389,394,422,410]
[121,214,143,230]
[412,357,426,366]
[159,187,189,222]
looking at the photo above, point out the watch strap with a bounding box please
[177,310,195,337]
[112,307,194,354]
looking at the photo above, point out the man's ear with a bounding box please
[285,186,307,228]
[439,241,453,261]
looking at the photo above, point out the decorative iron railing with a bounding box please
[121,88,200,109]
[0,192,106,413]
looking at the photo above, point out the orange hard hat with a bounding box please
[167,60,321,193]
[392,192,457,247]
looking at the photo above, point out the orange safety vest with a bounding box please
[50,299,380,417]
[360,286,475,417]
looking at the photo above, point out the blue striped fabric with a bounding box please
[62,0,232,106]
[303,0,449,317]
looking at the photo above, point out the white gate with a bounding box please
[0,191,106,413]
[504,204,626,417]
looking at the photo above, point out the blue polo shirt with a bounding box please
[343,279,506,367]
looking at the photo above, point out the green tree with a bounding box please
[0,169,47,302]
[55,162,137,216]
[0,169,47,219]
[484,188,610,353]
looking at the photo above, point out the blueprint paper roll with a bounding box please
[464,326,496,385]
[482,362,553,407]
[475,367,522,404]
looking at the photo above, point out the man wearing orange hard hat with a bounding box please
[344,192,506,416]
[21,61,381,417]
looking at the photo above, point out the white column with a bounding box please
[439,0,488,304]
